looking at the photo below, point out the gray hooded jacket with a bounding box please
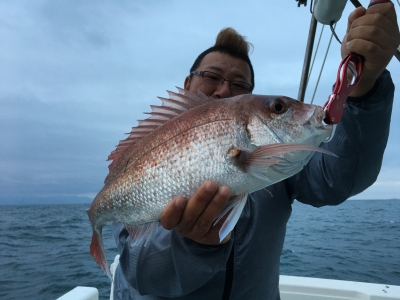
[112,70,394,300]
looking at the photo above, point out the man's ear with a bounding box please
[184,76,191,90]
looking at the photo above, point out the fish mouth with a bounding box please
[302,107,333,131]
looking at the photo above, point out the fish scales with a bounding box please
[99,119,249,225]
[105,98,242,185]
[87,89,334,277]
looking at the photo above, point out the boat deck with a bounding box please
[58,275,400,300]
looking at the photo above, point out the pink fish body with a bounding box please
[87,88,333,277]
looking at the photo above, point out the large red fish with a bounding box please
[87,88,334,277]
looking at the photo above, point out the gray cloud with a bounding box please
[1,1,399,204]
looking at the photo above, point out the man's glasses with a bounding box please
[190,71,253,95]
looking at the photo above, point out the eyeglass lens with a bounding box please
[201,71,252,94]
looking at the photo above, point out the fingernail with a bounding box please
[175,197,186,208]
[205,181,217,192]
[346,41,351,49]
[220,186,231,197]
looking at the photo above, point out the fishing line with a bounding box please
[307,25,325,84]
[310,23,336,105]
[329,21,342,44]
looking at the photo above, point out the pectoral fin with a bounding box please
[231,143,336,181]
[213,193,248,242]
[232,143,335,170]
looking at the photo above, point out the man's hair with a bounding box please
[189,28,255,90]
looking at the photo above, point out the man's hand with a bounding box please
[342,3,400,97]
[160,181,232,245]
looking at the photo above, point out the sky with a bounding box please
[1,0,399,205]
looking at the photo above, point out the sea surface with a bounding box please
[0,200,399,300]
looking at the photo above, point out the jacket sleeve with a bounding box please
[286,70,394,207]
[113,221,233,297]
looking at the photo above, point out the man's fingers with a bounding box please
[341,2,399,96]
[345,24,394,54]
[346,3,399,43]
[160,196,186,230]
[204,208,233,244]
[349,11,399,40]
[365,2,398,24]
[346,6,366,35]
[161,181,234,245]
[176,181,219,234]
[188,186,231,239]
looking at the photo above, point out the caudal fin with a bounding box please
[90,229,112,279]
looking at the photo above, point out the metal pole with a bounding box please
[297,14,318,102]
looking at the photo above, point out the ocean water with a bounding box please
[0,200,399,300]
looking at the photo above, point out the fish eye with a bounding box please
[267,99,287,114]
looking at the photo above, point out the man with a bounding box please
[113,3,399,299]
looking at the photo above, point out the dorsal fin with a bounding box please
[107,87,211,171]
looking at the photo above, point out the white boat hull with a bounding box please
[58,255,400,300]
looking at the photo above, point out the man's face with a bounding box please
[184,52,252,99]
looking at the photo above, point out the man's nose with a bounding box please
[212,81,231,99]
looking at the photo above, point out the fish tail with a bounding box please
[90,228,112,279]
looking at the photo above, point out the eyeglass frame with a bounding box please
[190,70,253,94]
